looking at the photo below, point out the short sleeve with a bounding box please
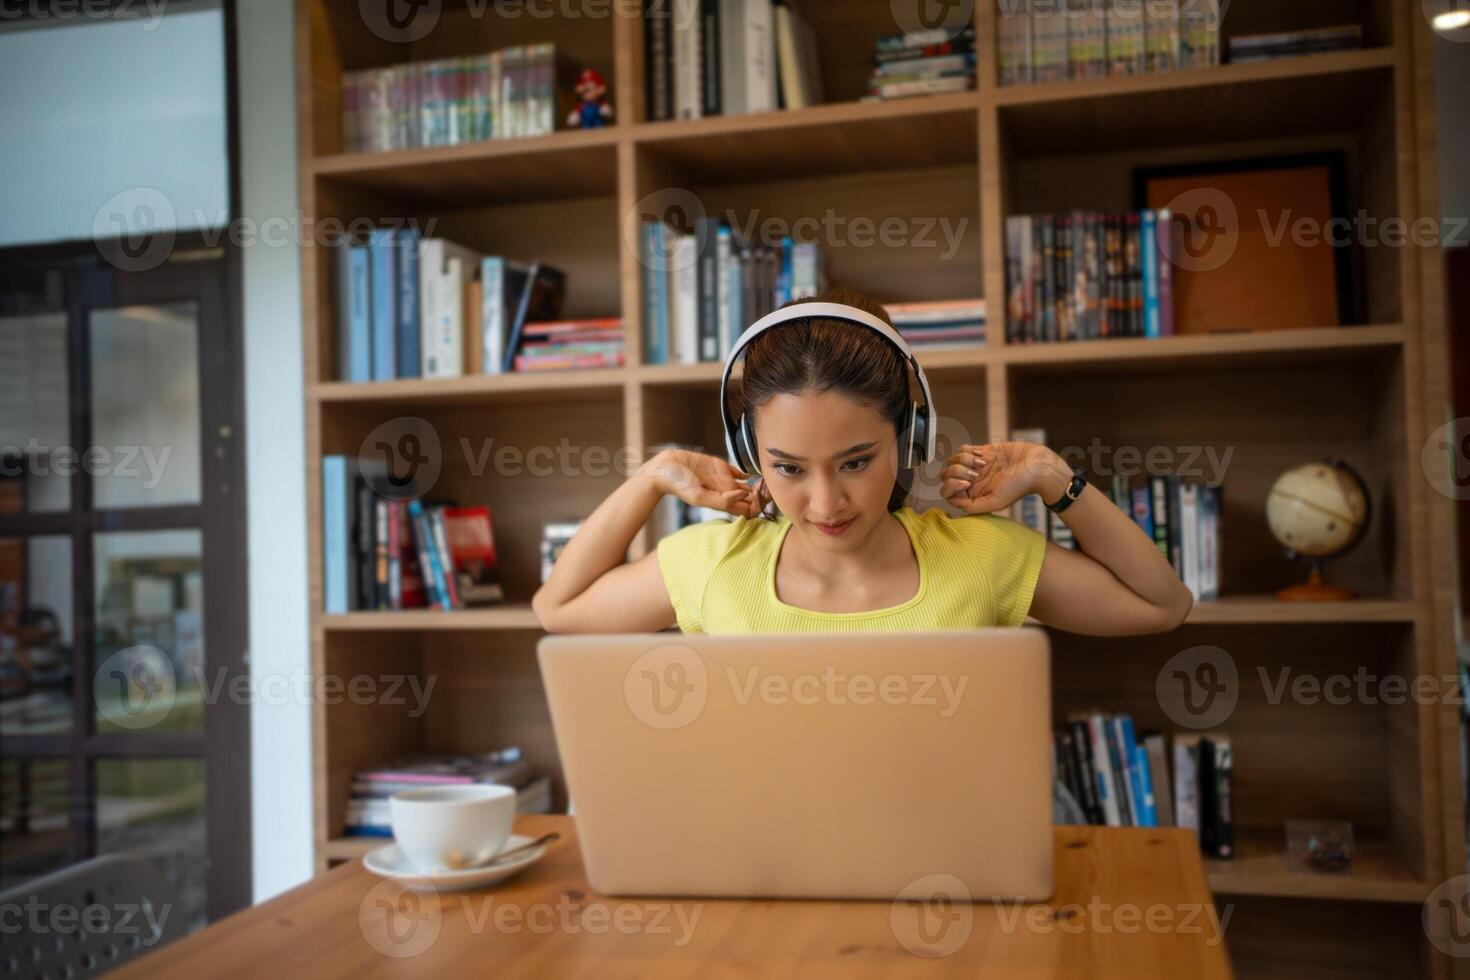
[655,518,743,633]
[960,514,1049,627]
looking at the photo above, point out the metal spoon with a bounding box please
[479,831,559,868]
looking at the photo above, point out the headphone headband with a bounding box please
[718,301,937,472]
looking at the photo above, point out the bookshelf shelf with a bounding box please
[298,2,1459,973]
[1206,833,1429,904]
[309,369,627,408]
[993,47,1397,110]
[310,127,621,206]
[322,837,381,862]
[997,54,1394,156]
[630,91,980,182]
[1181,597,1418,625]
[998,325,1406,376]
[321,605,543,631]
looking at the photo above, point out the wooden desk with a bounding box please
[115,815,1232,979]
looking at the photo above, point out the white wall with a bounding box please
[236,0,313,902]
[0,5,229,248]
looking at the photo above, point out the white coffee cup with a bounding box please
[389,784,516,873]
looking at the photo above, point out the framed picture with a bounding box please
[1133,153,1358,334]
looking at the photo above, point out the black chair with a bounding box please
[0,854,183,977]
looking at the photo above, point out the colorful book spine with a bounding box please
[369,228,397,381]
[323,455,350,614]
[395,226,421,379]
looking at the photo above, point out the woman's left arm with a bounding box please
[943,442,1194,635]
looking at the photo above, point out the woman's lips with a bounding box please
[811,517,855,536]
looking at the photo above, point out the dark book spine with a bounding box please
[1149,475,1171,560]
[701,0,721,115]
[696,217,720,361]
[354,480,374,611]
[1126,212,1143,337]
[1040,216,1056,343]
[1167,474,1184,576]
[1199,737,1220,856]
[1068,718,1103,824]
[1103,716,1135,826]
[645,2,672,121]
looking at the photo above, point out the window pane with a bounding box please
[96,758,206,934]
[0,313,71,512]
[0,758,73,892]
[1,536,74,736]
[93,530,203,734]
[89,303,201,509]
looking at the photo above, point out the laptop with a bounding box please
[537,629,1054,901]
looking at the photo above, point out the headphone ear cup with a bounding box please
[738,413,760,475]
[900,401,921,469]
[911,403,930,467]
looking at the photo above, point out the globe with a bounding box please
[1266,460,1371,601]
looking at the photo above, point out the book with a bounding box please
[395,226,422,379]
[442,506,506,606]
[368,227,398,381]
[1173,733,1201,832]
[336,238,371,382]
[1144,732,1175,826]
[1199,735,1233,858]
[503,263,568,372]
[541,518,584,582]
[322,455,351,613]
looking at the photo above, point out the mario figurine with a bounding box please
[568,67,614,129]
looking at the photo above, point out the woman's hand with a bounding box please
[940,442,1072,515]
[639,449,763,519]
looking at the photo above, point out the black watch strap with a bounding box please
[1045,467,1087,514]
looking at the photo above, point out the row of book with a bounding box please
[640,225,826,365]
[321,456,506,613]
[345,747,552,837]
[1012,430,1221,601]
[887,298,987,350]
[335,230,596,382]
[863,26,977,102]
[1004,210,1176,345]
[645,0,822,121]
[1226,24,1362,63]
[342,44,583,154]
[1054,712,1233,859]
[997,0,1219,85]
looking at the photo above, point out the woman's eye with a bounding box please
[842,457,873,472]
[774,463,801,477]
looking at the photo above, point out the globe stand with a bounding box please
[1276,564,1356,602]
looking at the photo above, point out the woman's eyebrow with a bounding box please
[765,442,878,462]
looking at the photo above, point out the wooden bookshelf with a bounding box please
[295,1,1460,975]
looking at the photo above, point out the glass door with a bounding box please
[0,239,249,928]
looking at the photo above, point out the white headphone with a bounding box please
[718,302,937,476]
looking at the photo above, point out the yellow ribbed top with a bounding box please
[656,506,1048,634]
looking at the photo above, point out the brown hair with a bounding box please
[736,286,915,518]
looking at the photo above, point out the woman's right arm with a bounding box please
[530,449,759,633]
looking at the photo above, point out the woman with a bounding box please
[533,287,1192,636]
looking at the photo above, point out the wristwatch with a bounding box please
[1045,466,1088,514]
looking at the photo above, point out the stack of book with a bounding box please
[344,748,554,838]
[864,26,977,101]
[1011,429,1221,601]
[886,298,986,350]
[645,0,822,120]
[334,231,575,382]
[540,518,584,583]
[1004,209,1178,344]
[1227,24,1362,63]
[342,44,585,153]
[1054,712,1233,859]
[640,224,826,366]
[321,458,506,613]
[998,0,1221,86]
[512,318,624,372]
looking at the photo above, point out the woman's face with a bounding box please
[752,389,901,548]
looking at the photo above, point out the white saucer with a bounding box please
[363,834,548,891]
